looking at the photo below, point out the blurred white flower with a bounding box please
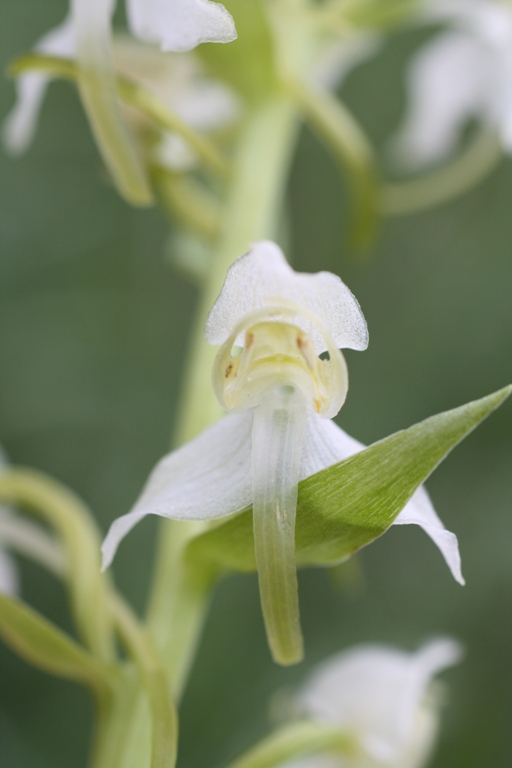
[113,37,240,170]
[287,639,462,768]
[3,0,236,157]
[391,0,512,168]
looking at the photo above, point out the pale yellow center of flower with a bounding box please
[215,321,336,413]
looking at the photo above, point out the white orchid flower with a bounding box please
[3,0,236,201]
[390,0,512,169]
[103,241,463,665]
[285,639,462,768]
[113,37,240,171]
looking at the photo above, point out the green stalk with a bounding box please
[223,721,355,768]
[147,94,301,694]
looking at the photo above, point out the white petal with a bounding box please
[113,38,240,130]
[101,411,254,568]
[390,31,489,169]
[126,0,237,53]
[300,415,463,583]
[0,548,19,597]
[298,639,462,764]
[205,241,368,354]
[394,486,464,585]
[2,15,75,155]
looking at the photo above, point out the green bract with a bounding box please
[187,386,511,572]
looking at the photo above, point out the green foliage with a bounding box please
[188,386,511,572]
[0,594,114,695]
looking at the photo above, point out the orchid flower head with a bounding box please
[390,0,512,168]
[102,242,463,666]
[207,241,368,418]
[286,639,462,768]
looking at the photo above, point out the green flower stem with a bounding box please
[383,130,502,216]
[110,596,178,768]
[223,721,355,768]
[0,469,114,662]
[152,168,222,241]
[147,94,301,693]
[147,520,218,701]
[89,596,179,768]
[284,74,381,249]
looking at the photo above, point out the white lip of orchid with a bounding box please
[294,639,462,768]
[211,303,348,419]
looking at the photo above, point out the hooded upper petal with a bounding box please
[126,0,237,53]
[205,241,369,354]
[295,639,462,766]
[2,14,75,155]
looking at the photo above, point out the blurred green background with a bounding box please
[1,1,512,766]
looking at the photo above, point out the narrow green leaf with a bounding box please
[0,594,113,694]
[188,386,511,572]
[284,76,381,252]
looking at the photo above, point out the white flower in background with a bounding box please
[113,37,240,171]
[2,15,76,156]
[103,241,463,665]
[286,639,462,768]
[390,0,512,169]
[2,0,236,158]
